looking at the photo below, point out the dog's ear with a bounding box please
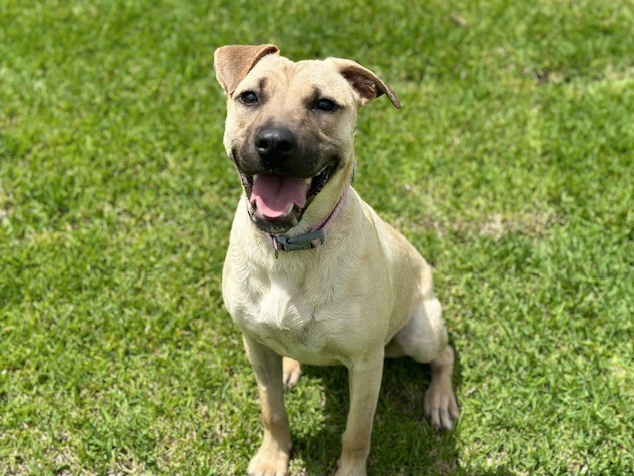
[329,58,401,109]
[214,44,280,95]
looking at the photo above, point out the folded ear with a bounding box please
[328,58,401,109]
[214,44,280,95]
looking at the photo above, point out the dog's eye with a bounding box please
[314,98,338,112]
[239,91,259,105]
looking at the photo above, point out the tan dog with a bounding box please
[214,44,459,476]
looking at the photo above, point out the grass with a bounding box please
[1,0,633,474]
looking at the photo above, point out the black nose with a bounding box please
[255,127,297,160]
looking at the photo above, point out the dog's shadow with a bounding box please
[287,352,514,476]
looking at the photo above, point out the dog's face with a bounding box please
[214,45,400,234]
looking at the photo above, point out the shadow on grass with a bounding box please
[290,348,515,476]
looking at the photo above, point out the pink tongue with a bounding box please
[251,174,309,219]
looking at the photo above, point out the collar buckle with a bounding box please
[273,230,326,258]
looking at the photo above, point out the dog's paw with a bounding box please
[248,445,290,476]
[334,456,368,476]
[424,380,460,431]
[282,357,302,388]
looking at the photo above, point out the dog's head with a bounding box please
[214,44,400,234]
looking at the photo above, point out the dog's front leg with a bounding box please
[336,352,384,476]
[243,335,291,476]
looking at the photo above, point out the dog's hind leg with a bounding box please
[282,357,302,388]
[424,344,459,430]
[386,296,460,430]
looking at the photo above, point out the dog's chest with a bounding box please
[229,275,340,364]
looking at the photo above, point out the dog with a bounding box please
[214,44,459,476]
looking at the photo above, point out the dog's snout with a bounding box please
[255,127,297,160]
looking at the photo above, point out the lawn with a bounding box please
[1,0,633,475]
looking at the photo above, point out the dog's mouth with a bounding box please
[240,162,338,234]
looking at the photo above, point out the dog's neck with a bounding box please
[260,187,349,257]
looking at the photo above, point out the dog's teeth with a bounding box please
[305,178,312,186]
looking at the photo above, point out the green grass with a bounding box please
[1,0,633,474]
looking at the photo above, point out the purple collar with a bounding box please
[261,187,349,257]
